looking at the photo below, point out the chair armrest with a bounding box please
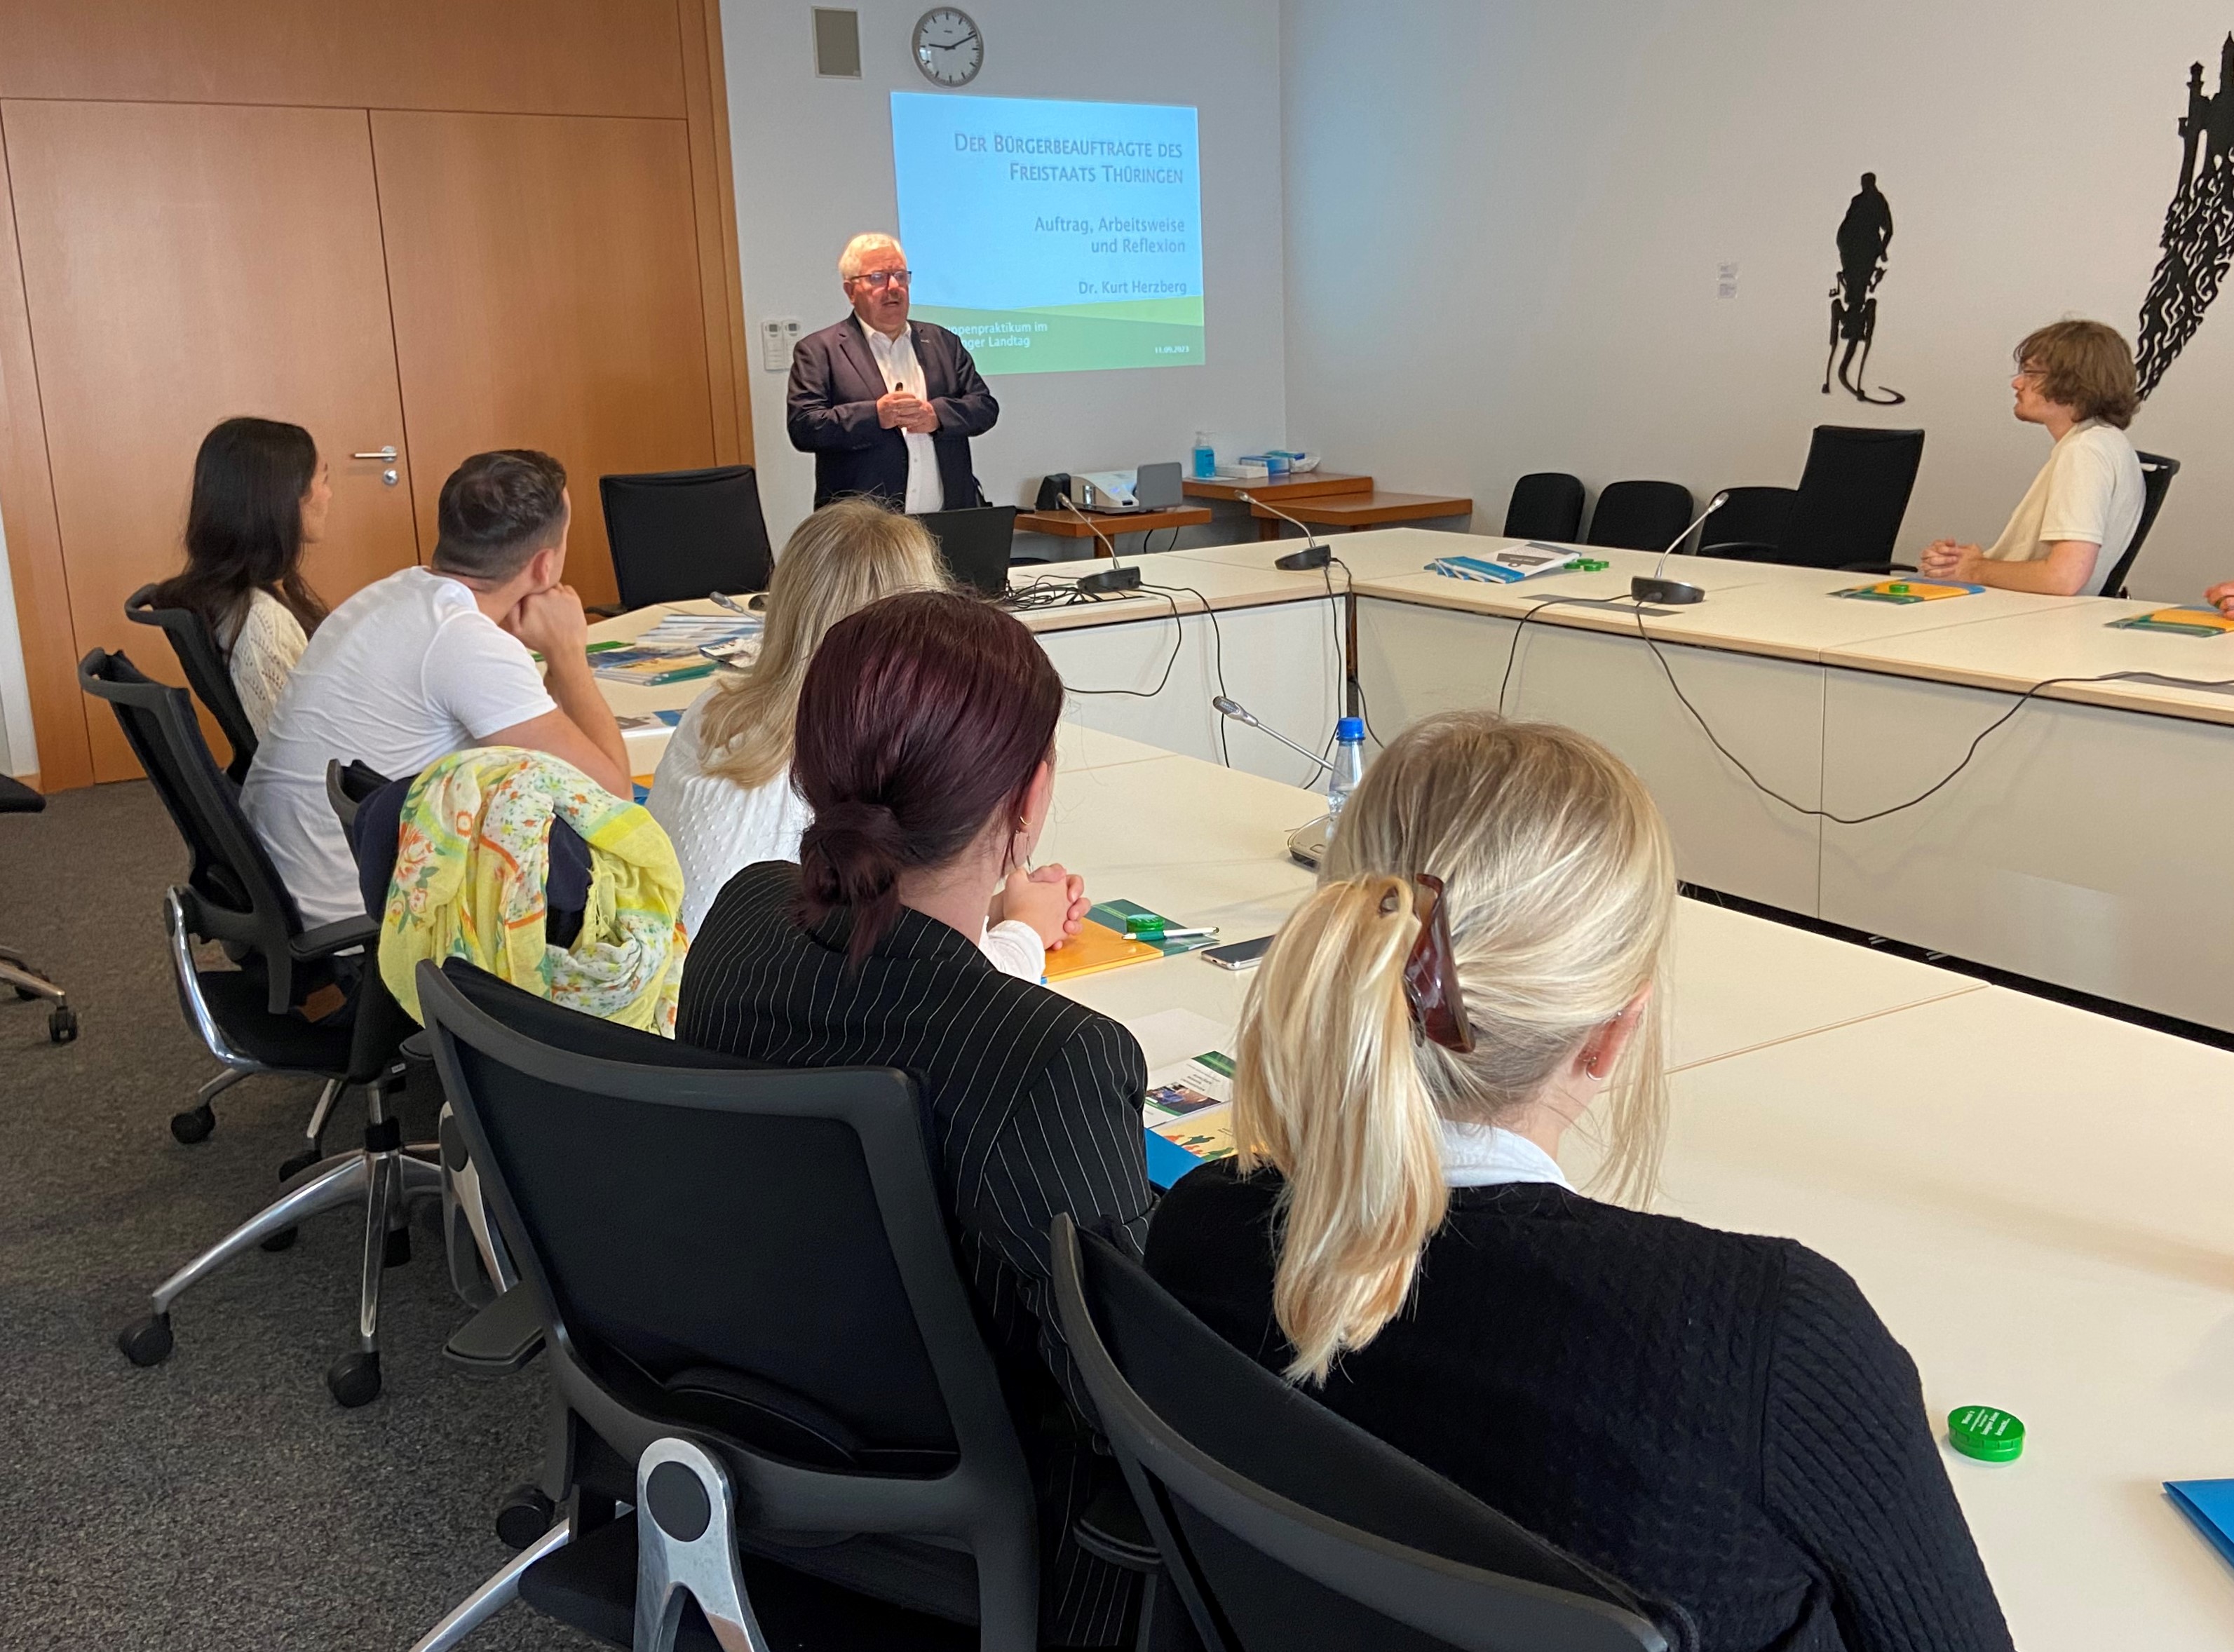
[291,914,380,961]
[445,1284,547,1376]
[1695,541,1783,562]
[1837,560,1918,574]
[585,604,624,619]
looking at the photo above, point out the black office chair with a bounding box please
[0,774,75,1043]
[1503,473,1587,543]
[599,465,776,611]
[1585,481,1694,553]
[1049,1217,1681,1652]
[79,649,433,1406]
[1694,485,1796,560]
[409,958,1037,1652]
[1699,427,1923,572]
[125,582,261,783]
[2097,451,2181,600]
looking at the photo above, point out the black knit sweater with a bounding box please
[1146,1164,2013,1652]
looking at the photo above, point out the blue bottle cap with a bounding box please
[1336,717,1365,741]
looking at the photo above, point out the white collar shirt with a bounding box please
[862,322,944,514]
[1438,1120,1575,1191]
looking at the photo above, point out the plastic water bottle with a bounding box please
[1192,431,1216,479]
[1326,716,1367,831]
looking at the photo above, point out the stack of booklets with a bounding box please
[1426,543,1586,583]
[589,614,763,686]
[1125,1007,1243,1187]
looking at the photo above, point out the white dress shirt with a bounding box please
[1438,1120,1574,1190]
[862,323,943,514]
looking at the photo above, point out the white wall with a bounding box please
[0,506,34,776]
[718,0,1288,546]
[1283,0,2234,601]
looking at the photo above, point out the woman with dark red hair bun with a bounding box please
[677,590,1153,1650]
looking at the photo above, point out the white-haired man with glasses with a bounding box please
[785,232,1000,511]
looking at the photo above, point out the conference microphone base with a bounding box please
[1287,815,1331,869]
[1275,546,1331,571]
[1629,576,1706,607]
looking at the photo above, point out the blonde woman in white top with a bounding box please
[649,498,1083,971]
[148,417,332,738]
[1918,321,2144,597]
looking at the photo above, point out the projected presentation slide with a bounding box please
[891,92,1204,375]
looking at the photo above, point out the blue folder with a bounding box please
[1144,1126,1204,1190]
[2167,1479,2234,1570]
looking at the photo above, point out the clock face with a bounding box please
[913,7,982,86]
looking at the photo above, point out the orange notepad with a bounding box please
[1041,919,1163,982]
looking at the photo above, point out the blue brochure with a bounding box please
[2167,1480,2234,1570]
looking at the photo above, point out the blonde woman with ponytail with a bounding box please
[1147,712,2012,1652]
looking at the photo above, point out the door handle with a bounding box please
[351,445,398,462]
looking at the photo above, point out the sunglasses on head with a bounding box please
[1388,873,1473,1053]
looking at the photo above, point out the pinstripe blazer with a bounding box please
[677,860,1153,1645]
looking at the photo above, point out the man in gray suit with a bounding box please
[785,233,1000,510]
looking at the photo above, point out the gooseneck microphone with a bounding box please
[1630,490,1730,608]
[1238,492,1332,571]
[1212,695,1336,776]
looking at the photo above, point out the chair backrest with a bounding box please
[1050,1219,1675,1652]
[1502,473,1586,543]
[124,582,262,783]
[1771,426,1924,569]
[1585,481,1694,553]
[417,957,1037,1620]
[1694,485,1797,560]
[913,504,1020,596]
[598,465,776,610]
[2098,450,2180,600]
[77,646,306,1012]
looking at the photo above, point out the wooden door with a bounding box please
[371,111,718,609]
[4,100,421,780]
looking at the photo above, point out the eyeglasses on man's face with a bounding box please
[849,269,913,291]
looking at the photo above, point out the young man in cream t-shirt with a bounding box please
[1919,320,2144,598]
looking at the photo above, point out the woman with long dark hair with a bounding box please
[149,416,331,736]
[676,590,1151,1649]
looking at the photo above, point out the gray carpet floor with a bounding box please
[0,780,597,1649]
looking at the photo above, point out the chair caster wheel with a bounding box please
[119,1312,174,1367]
[277,1147,320,1182]
[170,1103,215,1145]
[383,1225,412,1268]
[259,1225,298,1252]
[495,1484,557,1550]
[327,1350,381,1407]
[48,1006,78,1043]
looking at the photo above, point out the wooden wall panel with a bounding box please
[680,0,755,468]
[372,110,718,610]
[4,100,424,781]
[0,121,86,790]
[0,0,686,119]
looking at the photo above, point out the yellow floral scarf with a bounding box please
[377,747,687,1034]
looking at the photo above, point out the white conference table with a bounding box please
[588,524,2234,1030]
[585,610,2234,1644]
[1038,738,2234,1652]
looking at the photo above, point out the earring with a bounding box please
[1583,1052,1607,1083]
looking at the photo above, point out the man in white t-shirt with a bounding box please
[1918,320,2144,598]
[243,449,631,926]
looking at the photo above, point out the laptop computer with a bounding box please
[912,504,1018,598]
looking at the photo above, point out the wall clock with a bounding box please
[912,8,982,87]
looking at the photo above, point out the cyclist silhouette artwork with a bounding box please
[1822,172,1904,405]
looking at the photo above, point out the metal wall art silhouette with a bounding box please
[1823,172,1904,405]
[2137,36,2234,399]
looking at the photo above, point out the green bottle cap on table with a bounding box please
[1947,1404,2024,1463]
[1889,583,1909,595]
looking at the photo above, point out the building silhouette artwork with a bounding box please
[1823,172,1903,405]
[2137,36,2234,399]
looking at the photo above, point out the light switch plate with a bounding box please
[761,317,803,370]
